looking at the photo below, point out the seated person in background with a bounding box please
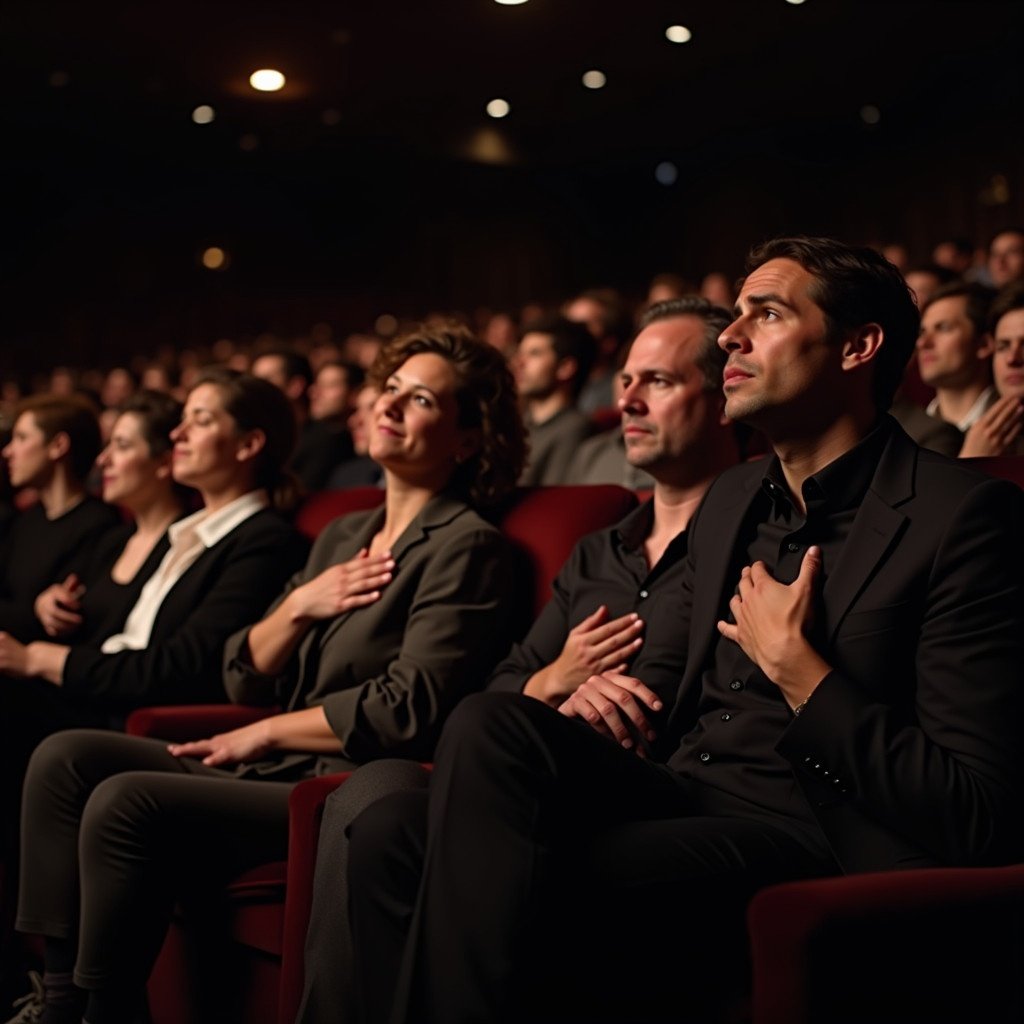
[346,237,1024,1024]
[252,346,339,493]
[515,314,595,485]
[11,324,526,1024]
[564,288,634,414]
[296,294,743,1023]
[903,281,1021,456]
[0,395,121,643]
[902,262,958,308]
[972,285,1024,456]
[987,226,1024,290]
[324,382,384,489]
[0,373,308,835]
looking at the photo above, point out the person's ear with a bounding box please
[47,431,71,463]
[841,323,884,371]
[554,357,579,384]
[235,428,267,463]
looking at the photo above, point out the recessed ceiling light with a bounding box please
[494,0,529,5]
[201,247,228,270]
[249,69,285,92]
[666,25,692,44]
[191,105,216,125]
[785,0,807,5]
[860,104,881,125]
[486,98,511,119]
[582,70,606,90]
[655,161,678,186]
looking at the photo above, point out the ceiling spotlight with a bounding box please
[201,247,228,271]
[493,0,529,5]
[191,105,216,125]
[582,70,606,90]
[655,161,678,186]
[486,98,511,119]
[249,69,286,92]
[860,104,881,125]
[665,25,692,44]
[785,0,807,5]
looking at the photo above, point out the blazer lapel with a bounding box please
[820,421,916,642]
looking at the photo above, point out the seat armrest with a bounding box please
[125,704,281,742]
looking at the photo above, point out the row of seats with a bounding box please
[127,461,1024,1024]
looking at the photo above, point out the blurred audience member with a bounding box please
[903,263,958,308]
[932,237,975,277]
[988,227,1024,290]
[914,282,997,442]
[0,396,120,644]
[564,288,634,413]
[699,271,736,310]
[646,272,692,306]
[325,383,384,489]
[515,315,595,486]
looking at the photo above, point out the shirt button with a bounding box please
[730,679,743,691]
[788,542,801,553]
[639,589,649,599]
[699,752,711,763]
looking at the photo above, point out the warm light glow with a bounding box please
[375,314,398,337]
[201,247,228,270]
[322,108,342,126]
[860,104,881,125]
[486,98,510,119]
[49,71,70,88]
[192,105,216,125]
[239,133,259,152]
[785,0,807,5]
[665,25,692,43]
[493,0,529,5]
[655,162,678,186]
[582,70,606,90]
[249,69,286,92]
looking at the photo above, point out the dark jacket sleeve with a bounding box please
[778,477,1024,867]
[320,527,514,762]
[60,514,309,707]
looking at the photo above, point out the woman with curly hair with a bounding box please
[10,324,527,1024]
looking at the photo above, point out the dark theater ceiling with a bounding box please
[3,0,1023,366]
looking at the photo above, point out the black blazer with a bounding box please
[60,508,309,709]
[666,421,1024,872]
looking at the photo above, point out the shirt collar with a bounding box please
[168,490,269,550]
[926,386,995,432]
[761,417,893,517]
[614,497,655,552]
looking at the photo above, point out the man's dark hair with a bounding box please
[255,346,313,388]
[521,314,598,399]
[988,226,1024,250]
[746,236,920,412]
[318,358,366,390]
[921,281,997,338]
[990,284,1024,334]
[638,296,731,393]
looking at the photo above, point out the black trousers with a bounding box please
[348,692,838,1024]
[16,729,295,993]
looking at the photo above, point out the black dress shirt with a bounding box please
[669,419,892,837]
[487,499,691,720]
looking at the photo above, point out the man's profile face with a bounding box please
[989,232,1024,289]
[514,332,560,399]
[618,316,717,472]
[916,296,987,389]
[717,258,834,427]
[310,365,352,420]
[993,309,1024,401]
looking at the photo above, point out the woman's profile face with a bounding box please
[369,352,477,484]
[2,412,54,489]
[96,412,170,509]
[169,383,248,490]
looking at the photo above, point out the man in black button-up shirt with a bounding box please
[349,238,1024,1024]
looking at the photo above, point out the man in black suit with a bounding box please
[347,237,1024,1024]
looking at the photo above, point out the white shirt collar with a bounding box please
[168,490,270,550]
